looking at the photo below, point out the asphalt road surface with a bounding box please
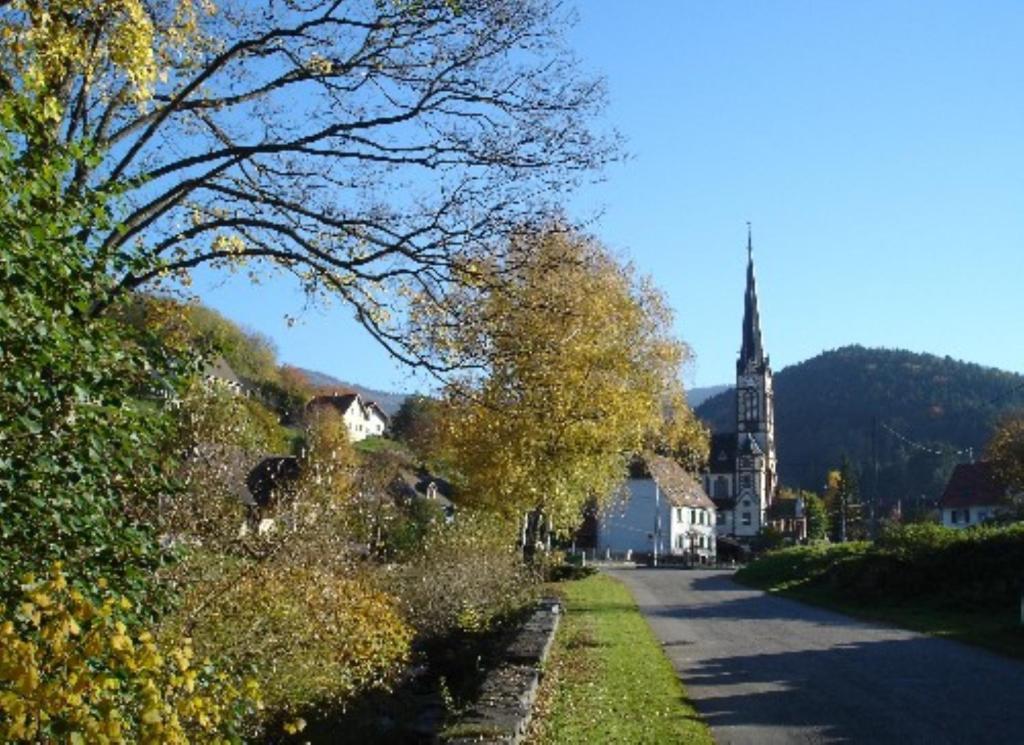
[608,568,1024,745]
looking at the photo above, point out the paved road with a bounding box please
[608,568,1024,745]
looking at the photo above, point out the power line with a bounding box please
[879,421,973,458]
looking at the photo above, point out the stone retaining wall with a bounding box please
[443,598,561,744]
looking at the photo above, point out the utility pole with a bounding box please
[871,416,879,539]
[653,482,660,567]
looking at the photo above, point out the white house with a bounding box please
[305,392,389,442]
[598,454,717,563]
[939,462,1011,528]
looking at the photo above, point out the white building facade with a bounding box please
[306,393,389,442]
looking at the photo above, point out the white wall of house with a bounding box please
[598,479,716,561]
[338,398,388,442]
[668,502,717,562]
[716,494,763,538]
[941,505,1000,529]
[342,402,370,441]
[365,407,387,437]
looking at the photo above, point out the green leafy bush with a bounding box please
[0,100,192,609]
[738,523,1024,609]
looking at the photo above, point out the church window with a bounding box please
[743,389,758,423]
[741,474,752,490]
[714,476,729,498]
[741,512,752,526]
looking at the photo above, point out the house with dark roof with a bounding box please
[598,453,717,563]
[306,392,389,441]
[246,456,301,509]
[939,462,1011,528]
[768,496,808,541]
[387,465,456,522]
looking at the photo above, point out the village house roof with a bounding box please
[644,453,716,510]
[708,433,737,474]
[307,392,389,423]
[939,462,1007,509]
[769,497,802,520]
[307,392,360,415]
[202,357,247,393]
[366,400,391,423]
[388,466,455,509]
[246,456,301,509]
[739,433,764,457]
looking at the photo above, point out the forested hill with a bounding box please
[695,346,1024,504]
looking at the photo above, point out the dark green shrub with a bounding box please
[0,103,193,609]
[739,524,1024,610]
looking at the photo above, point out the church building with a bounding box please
[703,230,778,540]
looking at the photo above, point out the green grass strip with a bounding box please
[527,573,713,744]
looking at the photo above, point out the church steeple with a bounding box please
[738,224,765,375]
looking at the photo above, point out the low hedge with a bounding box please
[737,523,1024,609]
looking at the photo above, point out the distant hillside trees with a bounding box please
[696,346,1024,507]
[391,395,443,460]
[987,411,1024,492]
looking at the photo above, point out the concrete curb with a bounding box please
[443,597,561,744]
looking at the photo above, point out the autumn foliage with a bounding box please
[0,565,260,744]
[420,227,708,529]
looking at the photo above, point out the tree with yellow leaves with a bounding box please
[419,225,707,533]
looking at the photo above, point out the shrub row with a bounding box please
[738,523,1024,609]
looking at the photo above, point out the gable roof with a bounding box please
[939,462,1007,509]
[769,497,802,520]
[308,393,360,416]
[738,433,764,456]
[708,433,737,474]
[645,453,716,510]
[388,466,454,508]
[308,393,389,426]
[246,456,301,508]
[366,400,390,423]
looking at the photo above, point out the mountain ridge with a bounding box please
[695,345,1024,504]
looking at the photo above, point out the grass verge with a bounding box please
[525,573,713,744]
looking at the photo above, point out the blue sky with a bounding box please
[191,0,1024,392]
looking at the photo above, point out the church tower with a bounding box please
[733,228,777,534]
